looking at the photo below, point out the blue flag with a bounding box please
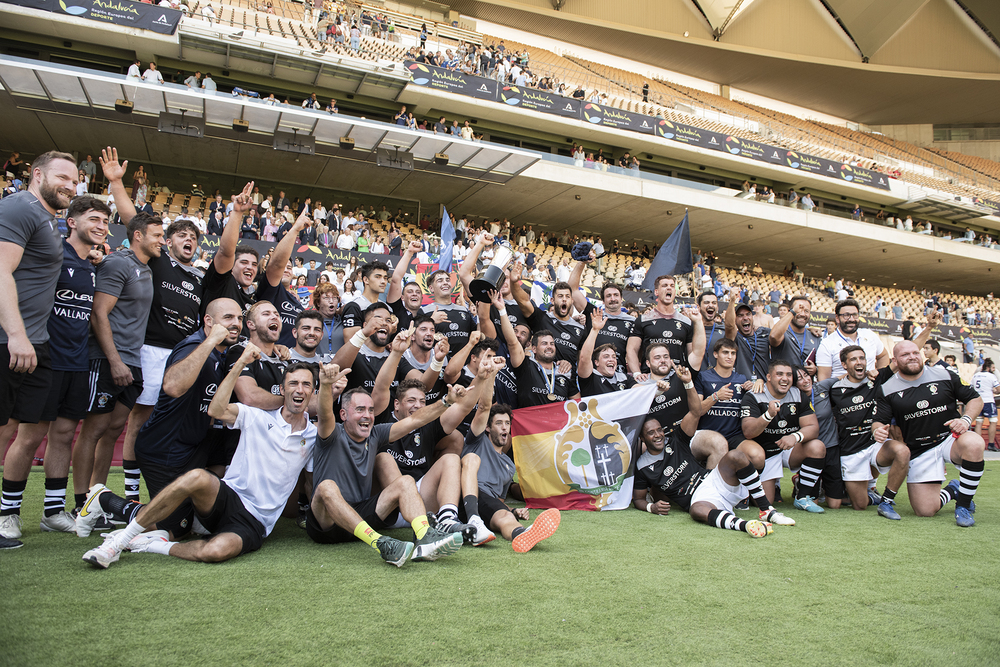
[439,206,455,272]
[641,211,693,291]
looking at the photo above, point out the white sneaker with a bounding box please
[75,483,111,537]
[469,515,495,546]
[127,530,170,554]
[40,511,77,533]
[0,514,23,539]
[82,541,123,569]
[761,509,796,526]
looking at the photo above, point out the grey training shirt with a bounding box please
[88,249,154,366]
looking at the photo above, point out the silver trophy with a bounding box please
[469,240,515,302]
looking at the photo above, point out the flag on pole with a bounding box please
[438,206,455,272]
[511,383,658,511]
[641,210,693,291]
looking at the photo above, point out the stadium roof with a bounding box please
[450,0,1000,125]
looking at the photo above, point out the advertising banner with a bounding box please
[581,102,655,134]
[404,61,497,100]
[499,85,580,118]
[10,0,181,34]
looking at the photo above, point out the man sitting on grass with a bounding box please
[633,364,795,537]
[460,356,560,551]
[79,346,332,568]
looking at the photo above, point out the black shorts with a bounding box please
[305,493,397,544]
[40,369,89,422]
[818,445,845,500]
[0,341,52,425]
[204,427,241,468]
[87,359,143,414]
[459,487,515,529]
[198,480,266,555]
[137,448,212,538]
[725,433,745,451]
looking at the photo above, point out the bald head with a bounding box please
[204,298,244,347]
[893,340,923,377]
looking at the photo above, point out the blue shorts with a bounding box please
[980,403,997,421]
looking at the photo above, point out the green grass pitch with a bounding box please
[2,465,999,667]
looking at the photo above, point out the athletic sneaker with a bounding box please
[0,535,24,549]
[0,514,23,539]
[735,497,750,511]
[793,496,825,513]
[75,483,111,537]
[40,511,77,533]
[877,500,901,521]
[867,488,881,507]
[745,520,771,538]
[512,508,561,553]
[945,480,975,513]
[955,505,975,528]
[467,515,496,546]
[760,508,795,526]
[412,527,463,561]
[376,536,414,567]
[82,541,123,569]
[127,530,170,553]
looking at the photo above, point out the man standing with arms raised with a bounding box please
[628,275,706,373]
[257,212,309,347]
[201,181,259,318]
[769,296,822,375]
[1,195,108,540]
[421,269,474,354]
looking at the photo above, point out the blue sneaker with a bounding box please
[793,496,825,513]
[867,488,881,507]
[944,480,975,513]
[877,500,901,521]
[955,505,975,528]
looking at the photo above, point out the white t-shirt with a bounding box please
[815,328,884,378]
[224,405,317,536]
[127,64,142,80]
[142,68,164,84]
[972,371,999,405]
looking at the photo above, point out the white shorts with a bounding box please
[690,468,744,513]
[391,476,425,528]
[136,345,172,406]
[907,435,955,484]
[841,443,890,482]
[761,450,796,481]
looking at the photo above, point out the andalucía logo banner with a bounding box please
[511,383,657,511]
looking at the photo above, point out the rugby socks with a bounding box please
[511,526,526,540]
[0,479,26,516]
[97,490,143,524]
[411,515,430,540]
[736,464,771,511]
[707,508,749,533]
[957,460,984,509]
[43,477,69,517]
[880,487,898,504]
[463,495,480,521]
[353,521,382,550]
[74,493,87,511]
[122,460,141,503]
[796,457,824,499]
[110,519,147,551]
[142,539,176,556]
[436,503,459,528]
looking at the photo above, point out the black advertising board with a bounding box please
[581,102,655,134]
[499,85,580,118]
[405,61,497,100]
[10,0,181,34]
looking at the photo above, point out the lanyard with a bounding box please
[325,320,335,353]
[741,329,758,378]
[787,327,806,362]
[836,329,856,347]
[705,322,717,359]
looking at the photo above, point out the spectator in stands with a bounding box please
[461,121,474,141]
[302,93,320,110]
[202,73,216,94]
[788,189,799,208]
[851,204,862,220]
[142,62,163,84]
[350,23,361,51]
[801,193,815,211]
[963,333,975,364]
[184,71,201,88]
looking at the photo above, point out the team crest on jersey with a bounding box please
[917,400,929,409]
[789,405,797,414]
[553,398,633,507]
[663,446,673,455]
[867,381,874,389]
[135,269,141,278]
[414,433,421,449]
[929,384,938,395]
[674,321,681,330]
[96,393,110,409]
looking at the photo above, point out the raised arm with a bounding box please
[578,307,604,379]
[443,330,482,384]
[388,383,470,441]
[265,211,308,287]
[100,147,136,224]
[388,239,422,302]
[331,310,383,370]
[507,261,536,318]
[208,343,260,426]
[457,232,492,295]
[317,362,351,439]
[372,324,411,415]
[161,325,228,397]
[769,310,793,348]
[213,181,254,275]
[468,358,499,437]
[568,255,590,313]
[685,306,706,370]
[724,286,739,341]
[441,358,498,433]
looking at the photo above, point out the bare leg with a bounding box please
[4,422,49,481]
[164,532,243,563]
[489,509,521,541]
[90,403,131,487]
[44,418,80,479]
[691,431,726,470]
[417,453,461,514]
[72,412,114,496]
[122,404,154,463]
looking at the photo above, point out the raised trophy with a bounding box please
[469,239,515,302]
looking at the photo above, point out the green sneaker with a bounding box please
[375,536,413,567]
[412,527,462,562]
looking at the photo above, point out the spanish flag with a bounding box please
[511,384,657,511]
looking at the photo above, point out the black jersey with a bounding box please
[526,308,588,365]
[594,311,635,374]
[770,326,822,368]
[226,342,287,396]
[579,370,635,397]
[400,348,445,403]
[642,374,688,436]
[632,309,693,369]
[488,299,529,335]
[513,355,575,407]
[817,367,893,455]
[632,428,709,511]
[875,365,980,459]
[256,278,303,349]
[379,413,446,481]
[48,240,95,372]
[145,251,203,349]
[388,298,419,333]
[420,302,474,353]
[201,259,255,318]
[733,327,771,381]
[344,344,406,422]
[341,295,375,331]
[741,386,813,458]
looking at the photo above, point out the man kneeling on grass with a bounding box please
[460,356,560,551]
[632,364,795,538]
[80,345,331,568]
